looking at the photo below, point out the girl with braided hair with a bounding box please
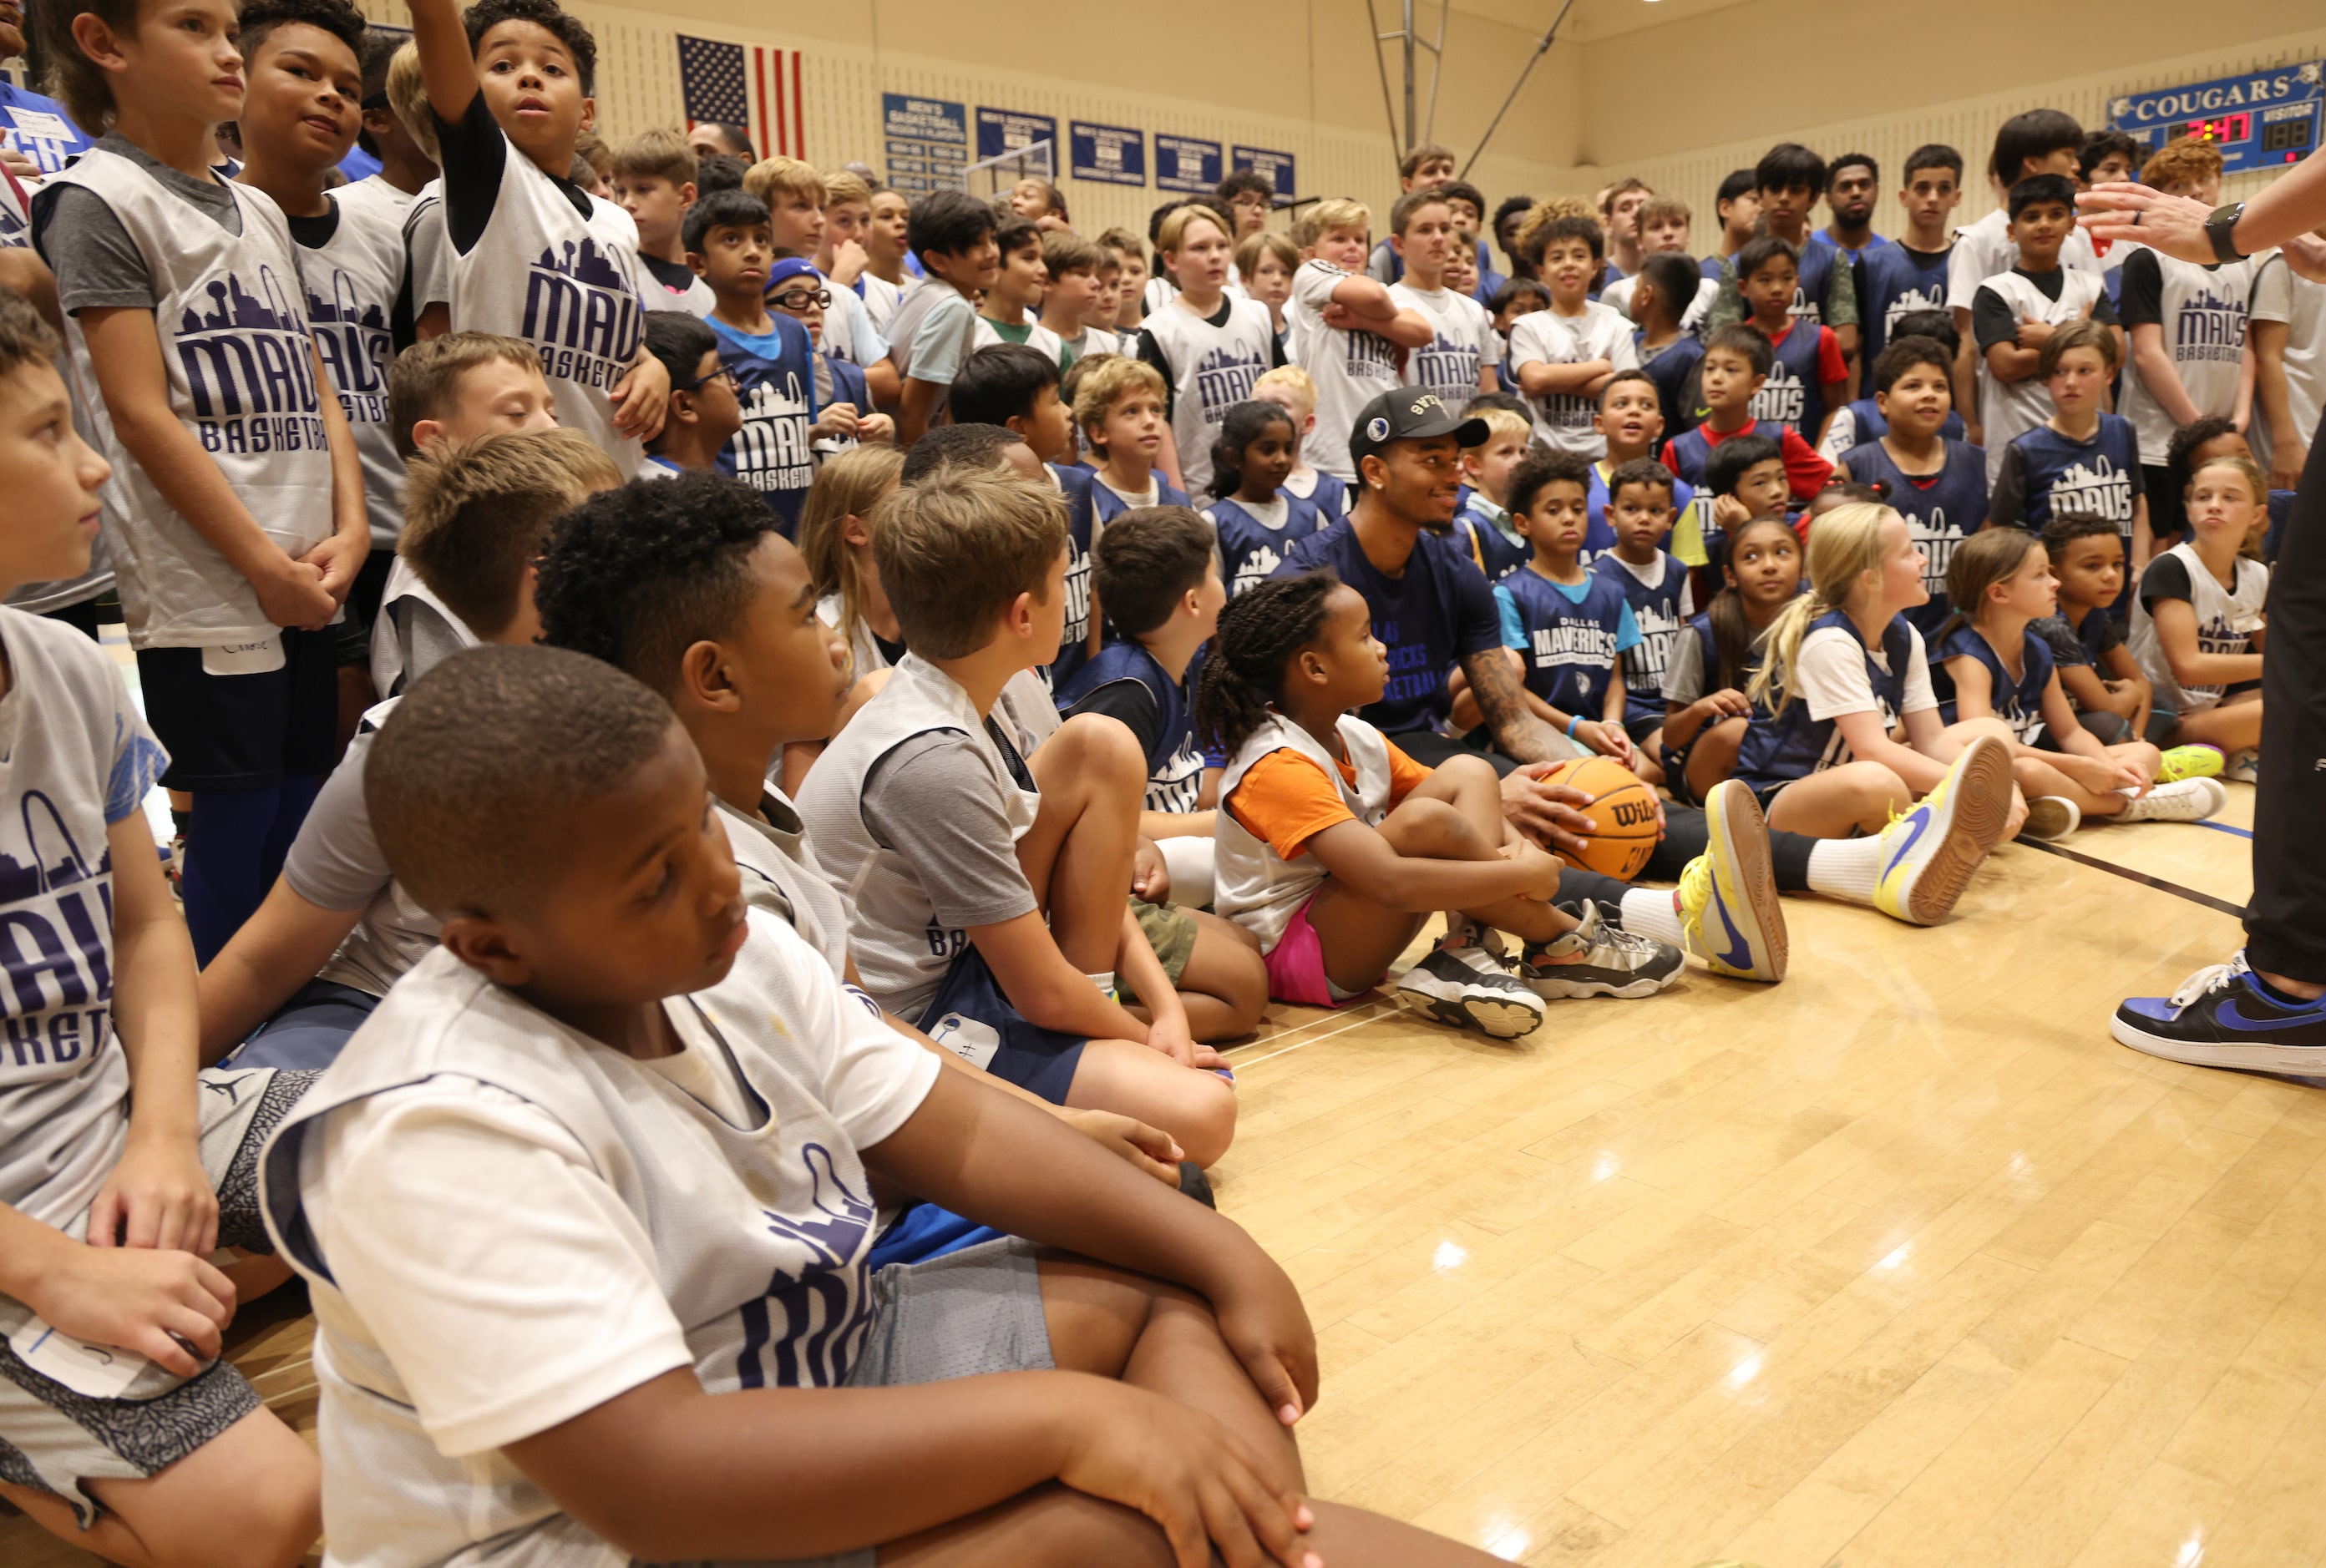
[1198,573,1681,1034]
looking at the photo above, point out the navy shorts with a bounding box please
[135,627,337,791]
[919,945,1087,1104]
[1622,710,1664,746]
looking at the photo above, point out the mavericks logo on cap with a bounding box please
[1366,416,1391,442]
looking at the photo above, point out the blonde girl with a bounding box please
[787,446,905,789]
[2129,453,2269,767]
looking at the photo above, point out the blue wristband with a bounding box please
[1567,713,1584,739]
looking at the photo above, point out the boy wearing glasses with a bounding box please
[686,189,818,534]
[637,313,746,477]
[768,255,894,452]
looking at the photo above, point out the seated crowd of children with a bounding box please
[0,0,2312,1557]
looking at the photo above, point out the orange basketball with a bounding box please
[1543,756,1660,882]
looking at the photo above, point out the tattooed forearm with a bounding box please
[1462,649,1556,765]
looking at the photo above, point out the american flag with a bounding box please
[677,34,805,160]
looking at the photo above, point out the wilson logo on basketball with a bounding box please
[1609,798,1658,827]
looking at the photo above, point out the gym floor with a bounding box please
[9,775,2321,1567]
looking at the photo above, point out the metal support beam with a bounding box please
[1459,0,1577,180]
[1369,0,1444,153]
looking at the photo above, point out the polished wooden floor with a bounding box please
[11,784,2321,1567]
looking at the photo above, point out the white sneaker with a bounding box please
[2225,750,2259,784]
[2120,776,2229,823]
[1397,947,1547,1039]
[2019,796,2080,842]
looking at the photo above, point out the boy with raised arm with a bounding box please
[405,0,668,473]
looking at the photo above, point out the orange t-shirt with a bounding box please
[1224,741,1432,862]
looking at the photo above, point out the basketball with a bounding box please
[1543,756,1660,882]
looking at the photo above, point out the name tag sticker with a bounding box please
[925,1012,1001,1072]
[202,633,286,676]
[4,109,73,143]
[8,1316,159,1399]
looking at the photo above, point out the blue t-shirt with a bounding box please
[1494,565,1640,721]
[1932,623,2055,743]
[1276,519,1502,736]
[708,314,818,535]
[0,83,93,176]
[1840,438,1989,638]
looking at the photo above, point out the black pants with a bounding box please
[2247,414,2326,982]
[1386,728,1817,913]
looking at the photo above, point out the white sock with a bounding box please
[1620,888,1685,947]
[1807,836,1883,905]
[1087,970,1117,998]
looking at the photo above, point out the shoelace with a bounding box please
[2170,962,2238,1009]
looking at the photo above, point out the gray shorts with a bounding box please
[648,1236,1054,1568]
[0,1067,318,1528]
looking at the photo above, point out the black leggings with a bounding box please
[2247,414,2326,981]
[1384,728,1818,914]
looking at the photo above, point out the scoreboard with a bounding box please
[2110,62,2323,176]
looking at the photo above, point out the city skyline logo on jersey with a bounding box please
[175,265,327,455]
[521,236,646,394]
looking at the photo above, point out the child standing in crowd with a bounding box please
[1859,145,1963,367]
[884,188,998,445]
[1590,371,1692,556]
[1988,319,2146,582]
[611,127,712,316]
[1971,175,2117,486]
[856,182,912,332]
[1287,197,1426,482]
[1509,210,1638,457]
[405,0,667,471]
[1457,404,1536,581]
[1389,186,1502,402]
[1629,251,1710,428]
[1139,203,1281,495]
[36,0,372,962]
[1074,354,1192,522]
[975,214,1064,365]
[1237,230,1301,347]
[1736,236,1848,448]
[1253,363,1353,518]
[687,190,818,534]
[1038,228,1118,366]
[1206,400,1325,595]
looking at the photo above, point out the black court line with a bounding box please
[2017,837,2250,920]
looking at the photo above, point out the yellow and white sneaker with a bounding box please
[1676,779,1787,982]
[1872,733,2015,926]
[2156,743,2224,783]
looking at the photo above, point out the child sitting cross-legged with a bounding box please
[1204,572,1683,1035]
[1732,502,2024,904]
[1660,514,1802,803]
[1055,506,1269,1040]
[1207,399,1326,595]
[198,430,623,1070]
[1931,526,2222,840]
[2034,513,2178,752]
[0,289,322,1567]
[798,465,1239,1166]
[1453,402,1535,581]
[2128,453,2270,774]
[1449,452,1646,775]
[261,643,1508,1568]
[534,469,1195,1199]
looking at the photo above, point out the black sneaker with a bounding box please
[2112,953,2326,1073]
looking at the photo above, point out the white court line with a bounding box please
[1226,998,1416,1072]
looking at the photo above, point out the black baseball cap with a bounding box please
[1348,386,1491,466]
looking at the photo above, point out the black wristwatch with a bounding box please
[2205,200,2248,264]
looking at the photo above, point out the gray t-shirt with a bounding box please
[281,721,439,996]
[36,132,246,313]
[858,723,1041,931]
[0,607,170,1232]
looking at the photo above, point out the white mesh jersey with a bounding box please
[46,148,334,648]
[1138,292,1276,497]
[1973,269,2106,486]
[297,191,408,549]
[2119,253,2255,464]
[447,135,647,476]
[1391,280,1502,405]
[1214,712,1396,953]
[2128,540,2268,715]
[1508,301,1639,458]
[1288,260,1402,482]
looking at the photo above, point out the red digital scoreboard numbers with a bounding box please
[2178,112,2252,145]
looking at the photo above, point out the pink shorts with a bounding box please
[1263,891,1376,1008]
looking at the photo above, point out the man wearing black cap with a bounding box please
[1274,387,2006,982]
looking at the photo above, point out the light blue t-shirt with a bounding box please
[908,286,976,386]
